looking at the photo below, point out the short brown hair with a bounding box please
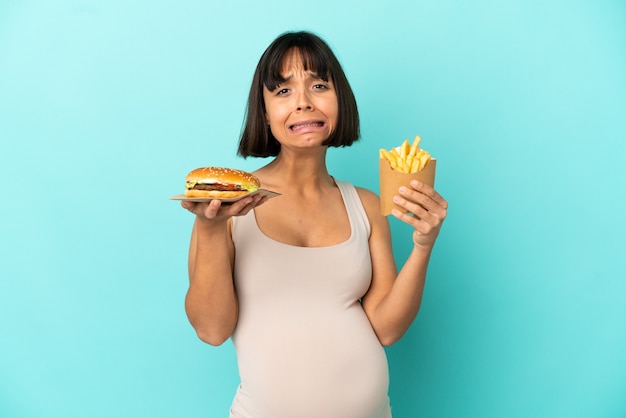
[238,31,360,158]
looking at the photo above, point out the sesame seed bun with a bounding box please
[184,166,260,198]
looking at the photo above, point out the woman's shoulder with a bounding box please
[333,180,381,219]
[350,185,385,223]
[353,186,379,206]
[334,181,379,206]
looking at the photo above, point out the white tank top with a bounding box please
[230,180,391,418]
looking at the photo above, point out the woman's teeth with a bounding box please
[291,122,322,130]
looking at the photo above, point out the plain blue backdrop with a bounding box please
[1,0,625,417]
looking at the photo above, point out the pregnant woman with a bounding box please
[181,30,448,418]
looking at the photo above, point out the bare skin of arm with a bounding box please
[359,180,448,346]
[182,194,267,346]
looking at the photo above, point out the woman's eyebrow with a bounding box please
[280,71,324,81]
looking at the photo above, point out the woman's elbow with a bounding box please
[186,310,235,346]
[376,328,407,347]
[379,334,400,347]
[195,327,232,346]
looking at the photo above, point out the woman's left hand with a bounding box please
[391,180,448,249]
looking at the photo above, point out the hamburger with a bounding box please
[184,166,260,199]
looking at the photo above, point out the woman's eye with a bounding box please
[276,88,289,95]
[313,83,328,90]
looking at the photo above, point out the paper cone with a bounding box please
[379,158,436,216]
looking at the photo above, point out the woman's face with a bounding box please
[263,50,338,152]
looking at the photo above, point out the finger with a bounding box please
[181,201,196,211]
[391,205,443,240]
[215,194,262,217]
[391,206,418,224]
[240,194,269,214]
[399,187,447,219]
[199,199,222,218]
[233,196,259,215]
[392,194,436,223]
[256,195,269,206]
[397,187,437,214]
[409,180,448,210]
[390,207,432,234]
[228,195,258,213]
[182,200,209,217]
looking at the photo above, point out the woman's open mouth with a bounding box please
[289,121,325,132]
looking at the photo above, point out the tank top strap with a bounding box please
[335,180,371,239]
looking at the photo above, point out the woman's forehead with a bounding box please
[279,49,307,71]
[278,49,324,78]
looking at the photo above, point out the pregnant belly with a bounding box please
[232,307,390,418]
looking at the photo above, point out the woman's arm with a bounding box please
[182,195,266,346]
[358,181,448,346]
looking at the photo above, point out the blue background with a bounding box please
[1,1,625,417]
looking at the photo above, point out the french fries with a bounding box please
[379,135,431,174]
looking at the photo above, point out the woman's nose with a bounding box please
[296,92,313,111]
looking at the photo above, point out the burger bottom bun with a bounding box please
[184,189,250,199]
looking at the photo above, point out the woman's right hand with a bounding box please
[181,194,267,227]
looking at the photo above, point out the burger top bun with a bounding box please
[184,166,261,199]
[185,166,260,188]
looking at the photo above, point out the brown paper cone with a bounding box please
[379,158,436,216]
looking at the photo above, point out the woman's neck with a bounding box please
[256,148,335,193]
